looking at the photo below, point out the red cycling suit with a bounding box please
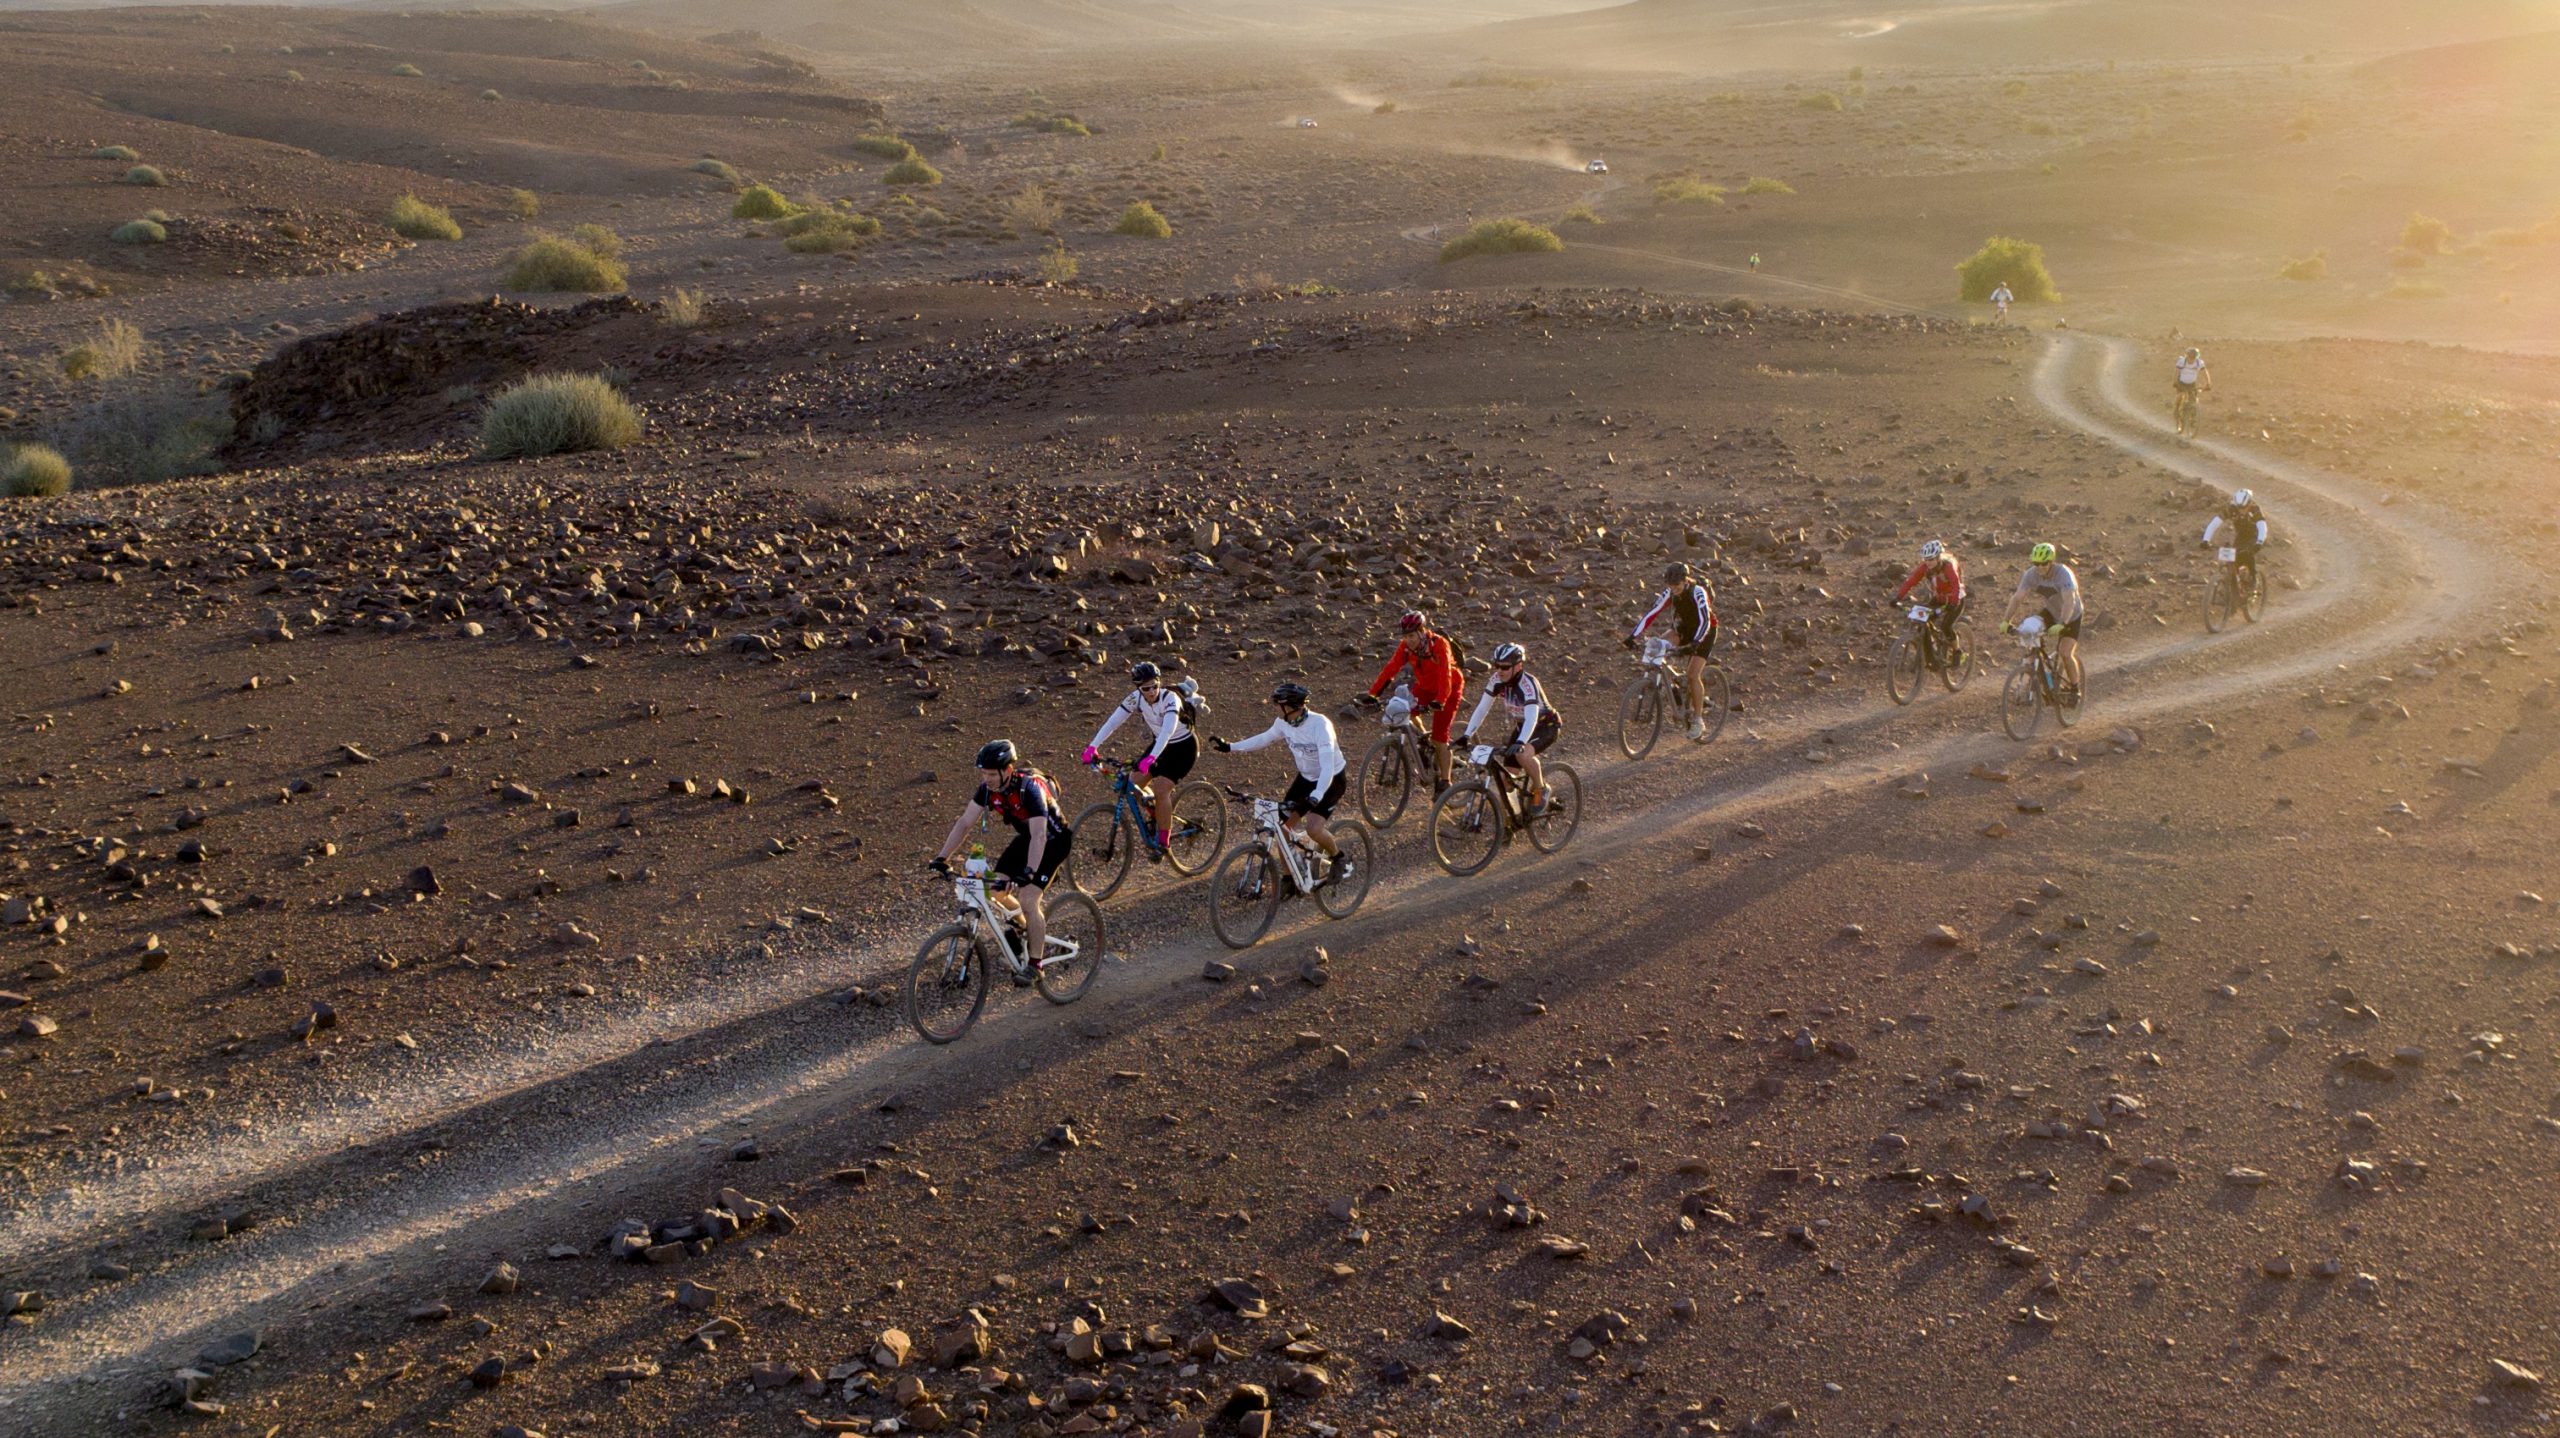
[1894,557,1966,607]
[1370,633,1463,745]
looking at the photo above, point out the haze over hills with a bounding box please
[586,0,1606,57]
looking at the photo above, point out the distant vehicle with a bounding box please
[1299,118,1319,129]
[1585,159,1609,174]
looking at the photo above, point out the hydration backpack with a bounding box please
[1174,677,1210,727]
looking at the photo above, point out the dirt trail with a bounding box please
[0,327,2497,1425]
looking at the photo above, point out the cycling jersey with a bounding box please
[2014,562,2084,626]
[1466,671,1554,747]
[973,770,1070,837]
[2175,357,2206,387]
[1991,285,2013,307]
[1229,712,1345,790]
[2203,506,2267,551]
[1370,633,1463,707]
[1894,557,1966,606]
[1633,583,1715,646]
[1088,686,1190,762]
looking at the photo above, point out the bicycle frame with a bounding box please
[1240,793,1318,894]
[1637,638,1693,719]
[947,861,1034,981]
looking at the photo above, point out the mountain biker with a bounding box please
[2203,488,2268,591]
[930,740,1072,979]
[1990,282,2014,322]
[1358,610,1464,793]
[1080,660,1197,863]
[1211,681,1352,885]
[1891,539,1968,668]
[1463,642,1561,814]
[2001,542,2084,697]
[2173,347,2211,418]
[1626,561,1717,741]
[1748,252,1762,272]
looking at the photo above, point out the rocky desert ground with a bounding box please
[5,3,2560,1436]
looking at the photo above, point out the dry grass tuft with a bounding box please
[481,374,643,458]
[387,195,462,242]
[1439,219,1563,262]
[3,444,73,498]
[1111,201,1172,238]
[59,318,149,381]
[503,232,625,293]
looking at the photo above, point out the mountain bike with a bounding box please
[1207,786,1375,949]
[1065,757,1224,901]
[907,859,1105,1044]
[1353,685,1438,829]
[2173,386,2202,440]
[2201,546,2266,634]
[1999,627,2083,740]
[1885,601,1978,705]
[1428,741,1583,877]
[1617,637,1731,759]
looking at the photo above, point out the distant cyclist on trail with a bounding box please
[1748,252,1762,273]
[2172,347,2212,435]
[2203,488,2269,590]
[1357,610,1465,795]
[1990,282,2014,322]
[2002,542,2085,699]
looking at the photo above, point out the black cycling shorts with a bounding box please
[2036,610,2083,641]
[1675,624,1718,660]
[1503,712,1562,757]
[995,826,1072,889]
[1283,772,1346,819]
[1145,734,1198,785]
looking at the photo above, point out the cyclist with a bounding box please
[2203,488,2268,592]
[1990,282,2014,322]
[1626,561,1717,741]
[1748,252,1762,273]
[929,740,1072,979]
[1211,681,1352,885]
[2173,347,2211,421]
[2001,542,2084,697]
[1890,539,1968,670]
[1358,610,1464,793]
[1080,660,1196,863]
[1462,642,1561,814]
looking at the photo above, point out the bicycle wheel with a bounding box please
[1164,782,1225,876]
[1698,667,1733,743]
[1033,890,1105,1004]
[1429,779,1505,877]
[2001,662,2044,740]
[1358,733,1414,829]
[1315,820,1373,919]
[2053,669,2083,729]
[1065,801,1132,901]
[906,924,989,1044]
[1941,619,1980,693]
[1526,762,1581,854]
[2203,575,2233,634]
[1209,843,1282,950]
[1885,633,1923,706]
[1617,675,1663,759]
[2242,568,2267,624]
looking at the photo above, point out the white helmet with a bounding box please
[2231,488,2252,507]
[1918,539,1945,562]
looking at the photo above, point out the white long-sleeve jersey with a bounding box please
[1228,712,1344,789]
[1088,687,1190,761]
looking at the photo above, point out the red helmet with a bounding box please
[1398,611,1426,632]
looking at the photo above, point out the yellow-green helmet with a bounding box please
[2029,542,2056,565]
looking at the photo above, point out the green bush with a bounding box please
[503,233,626,293]
[849,134,916,162]
[732,184,798,220]
[1004,185,1062,236]
[1955,236,2059,302]
[1438,218,1563,262]
[60,319,148,381]
[480,88,501,102]
[884,157,943,187]
[569,223,624,260]
[1009,111,1090,136]
[661,288,707,328]
[2401,213,2452,255]
[1111,201,1172,238]
[124,165,167,187]
[1653,176,1725,207]
[779,210,880,254]
[51,381,227,485]
[1799,91,1843,111]
[3,444,73,498]
[481,373,643,458]
[1560,203,1602,226]
[1740,176,1795,195]
[1036,242,1078,285]
[111,219,168,245]
[1373,101,1397,115]
[692,158,742,185]
[387,194,462,241]
[506,188,539,219]
[92,145,141,162]
[2278,250,2327,281]
[392,62,424,77]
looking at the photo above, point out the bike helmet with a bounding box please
[1919,539,1945,562]
[2230,488,2252,507]
[2029,542,2057,565]
[1131,660,1162,684]
[1398,611,1427,633]
[1491,642,1527,667]
[1663,561,1692,585]
[974,739,1019,770]
[1269,681,1311,707]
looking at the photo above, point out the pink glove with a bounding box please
[1079,746,1099,766]
[1136,755,1156,776]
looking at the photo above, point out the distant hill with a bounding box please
[593,0,1599,57]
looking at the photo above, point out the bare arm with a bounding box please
[935,802,985,863]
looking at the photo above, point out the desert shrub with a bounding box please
[480,88,501,102]
[506,188,539,219]
[2277,250,2327,281]
[662,288,708,328]
[92,145,141,162]
[568,223,623,260]
[850,134,916,162]
[503,232,626,293]
[391,62,424,77]
[779,210,880,254]
[124,165,167,187]
[480,373,642,458]
[2002,79,2029,96]
[284,69,303,83]
[1438,218,1562,262]
[51,381,227,485]
[883,157,943,187]
[2401,213,2452,255]
[1653,176,1726,207]
[1449,71,1551,91]
[387,194,462,241]
[732,184,798,220]
[111,219,168,245]
[1740,176,1795,195]
[1955,236,2059,302]
[1112,201,1172,238]
[1374,101,1397,114]
[59,318,148,380]
[692,158,742,185]
[1009,110,1091,136]
[1799,91,1843,111]
[1560,203,1602,226]
[1005,185,1063,236]
[1036,242,1078,285]
[3,444,73,498]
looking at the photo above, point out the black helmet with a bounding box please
[1270,681,1310,707]
[1664,561,1692,585]
[1131,660,1162,684]
[1491,642,1526,666]
[974,739,1018,770]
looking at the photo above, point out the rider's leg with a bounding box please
[1429,703,1456,789]
[1304,812,1337,857]
[1683,652,1707,717]
[2059,636,2084,692]
[1519,748,1546,807]
[1146,774,1174,842]
[1021,883,1047,968]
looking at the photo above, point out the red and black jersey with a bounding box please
[974,769,1069,835]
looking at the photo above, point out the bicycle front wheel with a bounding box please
[1885,633,1923,706]
[1315,820,1374,919]
[2001,662,2043,740]
[1698,667,1733,743]
[1358,733,1414,829]
[2203,575,2234,634]
[1164,782,1226,875]
[1209,844,1282,950]
[906,924,989,1044]
[1941,619,1979,693]
[1429,779,1505,877]
[1526,762,1581,854]
[1617,675,1663,759]
[2242,569,2267,623]
[2053,669,2083,729]
[1034,890,1105,1004]
[1066,801,1132,901]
